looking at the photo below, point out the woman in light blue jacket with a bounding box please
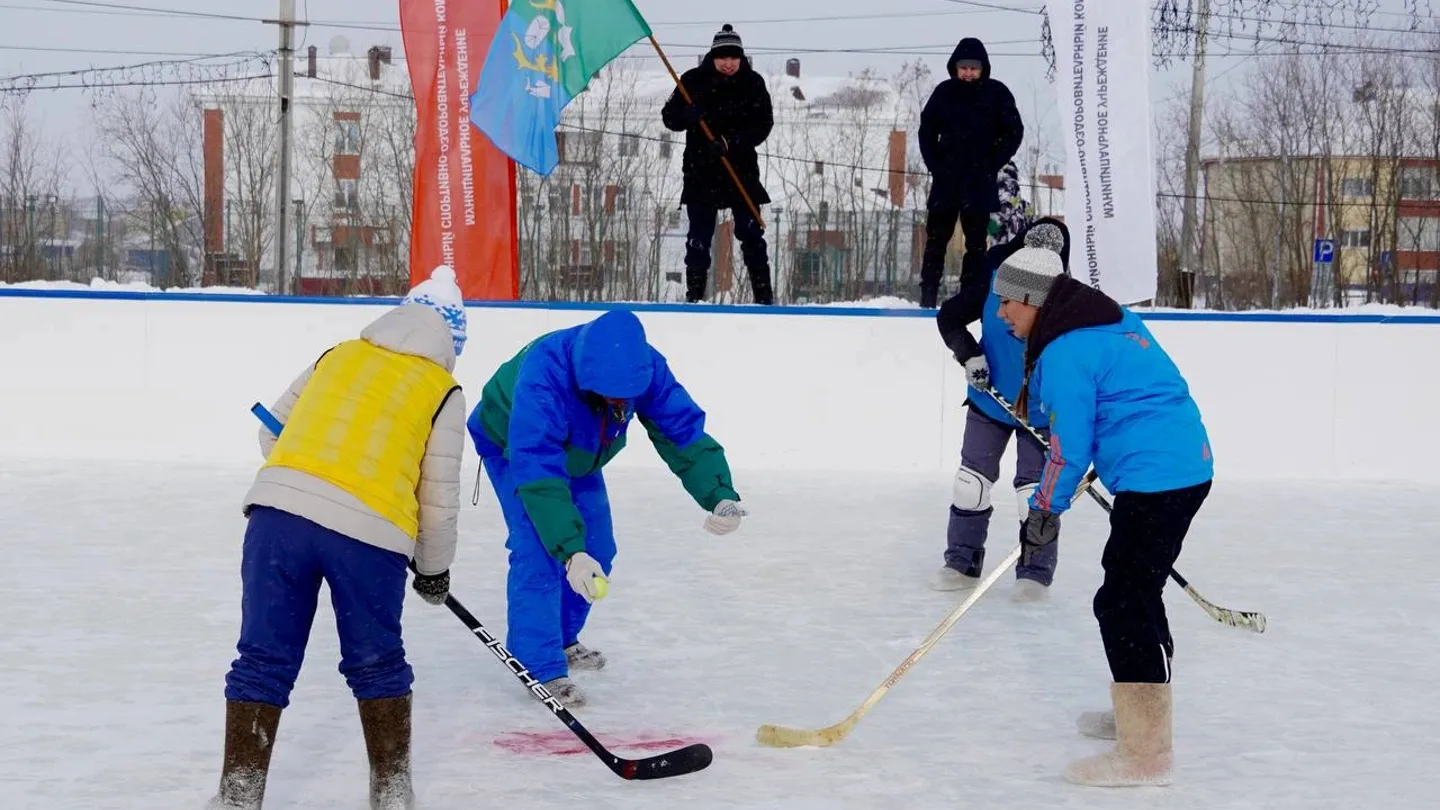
[993,247,1214,789]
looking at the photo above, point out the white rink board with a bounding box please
[2,291,1438,481]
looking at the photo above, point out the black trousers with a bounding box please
[684,204,773,304]
[919,207,991,306]
[1094,480,1212,683]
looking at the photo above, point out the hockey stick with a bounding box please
[984,388,1267,634]
[754,474,1100,749]
[249,403,714,779]
[435,591,714,780]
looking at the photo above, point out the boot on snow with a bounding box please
[541,676,587,709]
[1064,682,1174,787]
[358,694,415,810]
[208,700,283,809]
[565,642,606,671]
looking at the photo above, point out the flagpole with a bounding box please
[647,34,766,230]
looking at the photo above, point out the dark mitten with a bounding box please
[1020,508,1060,567]
[411,570,449,605]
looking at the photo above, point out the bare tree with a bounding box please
[221,100,278,282]
[0,97,70,283]
[94,89,205,288]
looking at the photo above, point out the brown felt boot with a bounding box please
[358,694,415,810]
[1064,682,1173,787]
[208,700,283,809]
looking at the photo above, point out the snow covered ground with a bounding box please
[2,458,1435,809]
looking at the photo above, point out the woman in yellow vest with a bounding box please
[208,267,468,810]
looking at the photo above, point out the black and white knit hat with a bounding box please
[994,247,1065,307]
[709,24,744,59]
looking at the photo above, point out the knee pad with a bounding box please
[952,465,993,512]
[1015,483,1037,522]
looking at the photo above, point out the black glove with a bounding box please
[411,570,449,605]
[1020,508,1060,567]
[707,135,729,157]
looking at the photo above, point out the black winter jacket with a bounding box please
[661,59,773,210]
[918,38,1025,215]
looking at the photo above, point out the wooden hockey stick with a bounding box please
[987,388,1267,634]
[754,474,1099,749]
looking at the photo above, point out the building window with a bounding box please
[558,130,601,165]
[1340,229,1371,248]
[659,134,673,160]
[1340,178,1373,198]
[334,245,356,272]
[334,178,359,212]
[667,210,682,229]
[1399,167,1438,200]
[618,134,641,158]
[334,120,361,156]
[1397,216,1440,252]
[615,241,631,269]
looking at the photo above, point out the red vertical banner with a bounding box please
[400,0,519,300]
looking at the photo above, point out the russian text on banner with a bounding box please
[1053,0,1157,305]
[400,0,519,300]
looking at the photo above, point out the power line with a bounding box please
[34,0,263,23]
[0,51,267,83]
[0,44,262,57]
[1,73,273,92]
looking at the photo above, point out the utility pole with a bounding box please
[1176,0,1211,309]
[265,0,300,295]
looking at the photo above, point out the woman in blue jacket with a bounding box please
[992,247,1214,788]
[933,217,1071,600]
[467,310,746,708]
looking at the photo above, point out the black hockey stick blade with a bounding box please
[436,590,714,780]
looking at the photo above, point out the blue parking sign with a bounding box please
[1313,238,1335,264]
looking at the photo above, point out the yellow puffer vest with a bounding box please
[265,339,460,539]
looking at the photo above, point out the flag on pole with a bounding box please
[470,0,653,176]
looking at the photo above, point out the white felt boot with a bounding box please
[1064,682,1173,787]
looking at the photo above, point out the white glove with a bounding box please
[564,551,608,603]
[704,499,748,536]
[963,355,990,389]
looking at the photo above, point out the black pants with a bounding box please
[919,207,991,307]
[1094,480,1212,683]
[684,204,773,305]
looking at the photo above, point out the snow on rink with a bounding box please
[3,457,1439,809]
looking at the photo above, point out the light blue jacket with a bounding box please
[1029,307,1214,514]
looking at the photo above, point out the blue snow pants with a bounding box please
[224,505,414,708]
[483,455,617,683]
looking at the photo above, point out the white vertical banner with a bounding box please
[1054,0,1157,304]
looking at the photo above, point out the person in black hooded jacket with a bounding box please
[661,24,775,305]
[917,37,1025,308]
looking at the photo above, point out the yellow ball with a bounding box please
[593,575,609,600]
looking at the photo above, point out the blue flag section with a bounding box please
[469,0,653,176]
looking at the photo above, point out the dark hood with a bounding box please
[947,37,991,80]
[1014,277,1122,417]
[1023,277,1123,371]
[571,310,654,399]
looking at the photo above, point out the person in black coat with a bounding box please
[917,37,1024,308]
[661,24,775,305]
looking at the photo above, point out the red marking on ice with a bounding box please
[494,729,711,757]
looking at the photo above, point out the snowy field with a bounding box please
[2,458,1436,809]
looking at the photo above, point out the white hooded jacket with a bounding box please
[242,303,466,575]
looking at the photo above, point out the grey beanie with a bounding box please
[710,24,744,59]
[993,247,1065,307]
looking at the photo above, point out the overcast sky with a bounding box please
[1,0,1431,190]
